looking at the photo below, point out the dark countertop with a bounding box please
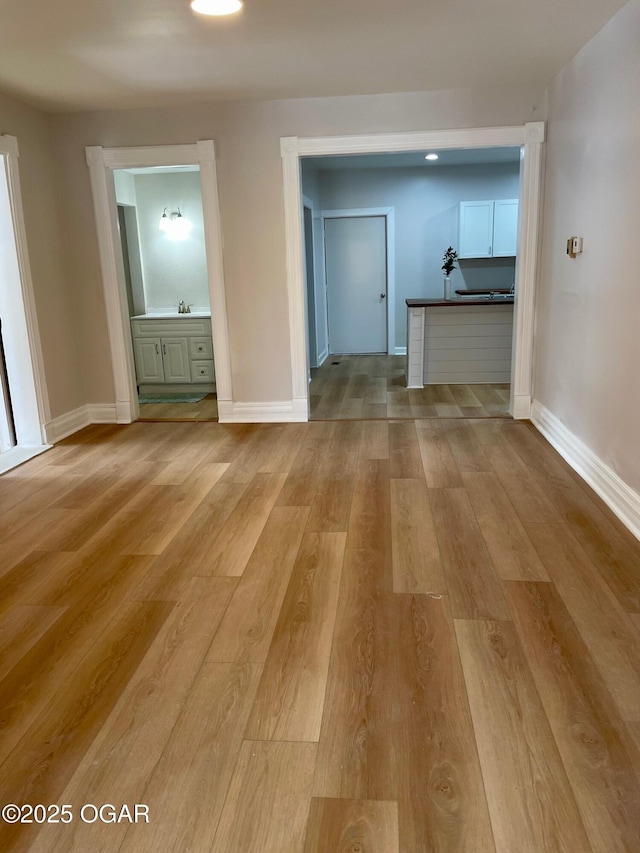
[406,297,514,308]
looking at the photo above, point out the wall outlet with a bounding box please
[567,236,584,258]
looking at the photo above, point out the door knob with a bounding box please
[380,293,386,299]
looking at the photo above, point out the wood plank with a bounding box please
[276,421,336,506]
[304,798,399,853]
[359,421,389,460]
[484,441,558,523]
[313,549,396,800]
[429,488,510,621]
[389,420,423,479]
[206,506,309,662]
[212,740,317,853]
[346,459,391,567]
[505,581,640,853]
[117,663,262,853]
[0,601,173,853]
[76,463,229,557]
[306,421,361,532]
[0,604,66,682]
[33,578,236,853]
[524,522,640,721]
[198,472,286,577]
[390,479,445,594]
[463,472,549,581]
[395,595,495,853]
[455,619,591,853]
[416,423,464,488]
[245,532,345,741]
[440,419,491,473]
[0,555,156,766]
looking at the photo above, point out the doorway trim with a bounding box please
[0,134,51,471]
[86,141,232,423]
[321,207,395,356]
[281,122,545,419]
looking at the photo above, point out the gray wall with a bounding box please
[535,0,640,493]
[0,90,84,419]
[315,163,520,348]
[47,85,544,405]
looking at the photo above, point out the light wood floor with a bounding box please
[310,355,510,419]
[137,393,218,422]
[1,418,640,852]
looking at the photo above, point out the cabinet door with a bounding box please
[133,338,164,383]
[492,199,519,257]
[161,338,190,383]
[458,201,493,258]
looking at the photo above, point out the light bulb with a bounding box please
[190,0,243,15]
[425,153,439,161]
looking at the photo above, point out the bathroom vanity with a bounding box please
[130,313,215,393]
[405,297,514,387]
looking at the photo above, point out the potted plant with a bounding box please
[441,247,458,300]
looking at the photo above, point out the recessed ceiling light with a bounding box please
[425,153,439,161]
[190,0,243,16]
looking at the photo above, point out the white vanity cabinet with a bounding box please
[131,316,215,391]
[458,199,519,258]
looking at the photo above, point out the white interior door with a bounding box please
[325,216,387,354]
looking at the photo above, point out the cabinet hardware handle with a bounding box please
[163,344,167,355]
[155,343,159,354]
[380,293,386,299]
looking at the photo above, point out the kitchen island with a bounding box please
[406,296,514,388]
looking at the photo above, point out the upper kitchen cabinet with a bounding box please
[458,199,519,259]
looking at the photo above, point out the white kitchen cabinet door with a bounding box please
[161,338,190,383]
[133,337,164,383]
[492,199,519,257]
[458,201,493,259]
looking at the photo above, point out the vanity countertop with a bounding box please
[130,312,211,320]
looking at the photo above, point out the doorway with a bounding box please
[0,135,50,472]
[281,123,545,421]
[86,141,233,424]
[113,165,218,422]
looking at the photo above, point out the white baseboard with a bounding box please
[44,403,119,443]
[511,393,531,420]
[89,403,119,423]
[218,397,308,423]
[531,401,640,542]
[394,346,407,356]
[317,347,329,367]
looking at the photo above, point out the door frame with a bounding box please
[281,122,545,420]
[86,141,232,423]
[0,134,51,472]
[321,207,395,356]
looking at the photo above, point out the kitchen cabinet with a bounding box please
[458,199,519,259]
[131,316,215,390]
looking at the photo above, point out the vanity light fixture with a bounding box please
[425,153,439,161]
[159,208,193,241]
[190,0,243,15]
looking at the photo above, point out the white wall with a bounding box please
[314,163,520,348]
[133,171,209,312]
[535,0,640,493]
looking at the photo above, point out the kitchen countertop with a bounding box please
[406,297,514,308]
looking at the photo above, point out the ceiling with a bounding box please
[305,147,522,171]
[0,0,627,113]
